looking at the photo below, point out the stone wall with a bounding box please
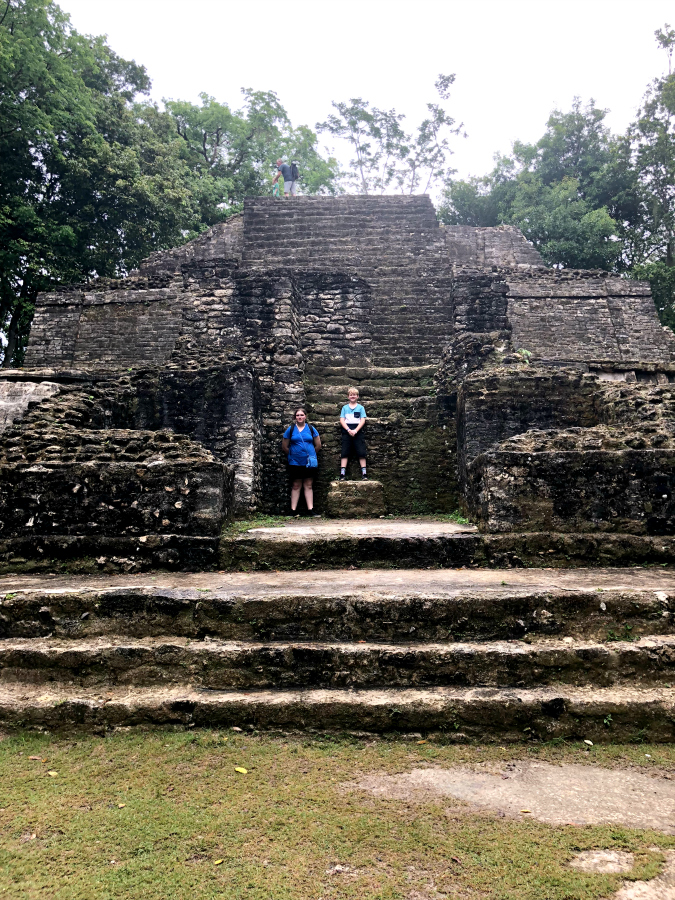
[296,273,373,366]
[0,457,228,538]
[469,437,675,535]
[24,277,184,370]
[444,225,543,267]
[455,366,600,486]
[136,216,243,276]
[0,380,61,432]
[505,270,675,364]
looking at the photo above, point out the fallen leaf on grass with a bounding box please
[117,803,126,808]
[451,856,461,864]
[234,767,248,774]
[28,756,43,761]
[214,859,224,865]
[47,771,58,777]
[416,740,427,745]
[520,809,532,813]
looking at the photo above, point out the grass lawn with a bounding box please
[0,731,673,899]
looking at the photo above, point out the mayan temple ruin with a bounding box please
[1,195,675,738]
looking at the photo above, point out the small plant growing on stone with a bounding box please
[515,348,532,364]
[603,713,613,727]
[607,624,635,642]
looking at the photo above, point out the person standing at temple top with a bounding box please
[339,387,367,480]
[272,158,298,198]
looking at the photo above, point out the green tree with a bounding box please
[0,0,201,366]
[439,99,631,270]
[160,91,339,220]
[0,1,339,366]
[317,98,408,194]
[628,26,675,266]
[317,75,460,195]
[623,25,675,325]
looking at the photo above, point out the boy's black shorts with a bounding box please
[341,430,367,458]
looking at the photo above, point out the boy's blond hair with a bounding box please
[348,387,360,398]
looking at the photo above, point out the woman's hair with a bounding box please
[348,387,359,397]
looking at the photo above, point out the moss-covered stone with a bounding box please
[325,480,386,517]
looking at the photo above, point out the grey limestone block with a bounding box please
[325,479,386,518]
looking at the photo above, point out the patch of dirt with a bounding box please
[570,850,635,874]
[615,850,675,898]
[353,762,675,832]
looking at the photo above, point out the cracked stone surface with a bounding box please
[2,565,675,594]
[354,762,675,832]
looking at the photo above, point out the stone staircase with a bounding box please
[243,196,455,366]
[302,363,456,514]
[0,568,674,740]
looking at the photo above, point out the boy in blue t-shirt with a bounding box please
[339,387,367,480]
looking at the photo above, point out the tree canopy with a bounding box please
[317,75,462,195]
[0,0,338,365]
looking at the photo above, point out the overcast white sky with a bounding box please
[59,0,674,183]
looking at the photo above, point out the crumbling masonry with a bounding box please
[2,195,675,572]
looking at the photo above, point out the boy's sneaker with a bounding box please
[339,474,346,481]
[361,473,368,480]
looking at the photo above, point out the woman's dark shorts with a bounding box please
[341,430,367,458]
[288,464,315,482]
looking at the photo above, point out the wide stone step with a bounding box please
[304,385,434,400]
[2,570,673,642]
[244,228,444,242]
[219,522,675,571]
[1,682,673,740]
[307,399,435,416]
[2,634,674,690]
[306,365,437,380]
[308,417,434,429]
[374,355,443,366]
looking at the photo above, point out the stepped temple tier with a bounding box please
[2,195,675,570]
[2,195,675,739]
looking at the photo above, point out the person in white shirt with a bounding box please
[339,387,367,480]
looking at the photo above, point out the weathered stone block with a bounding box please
[469,447,675,534]
[325,480,386,518]
[0,459,232,537]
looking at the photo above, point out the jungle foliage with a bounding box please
[438,26,675,327]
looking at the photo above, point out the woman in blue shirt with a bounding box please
[282,407,321,515]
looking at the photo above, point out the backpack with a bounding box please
[290,162,299,181]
